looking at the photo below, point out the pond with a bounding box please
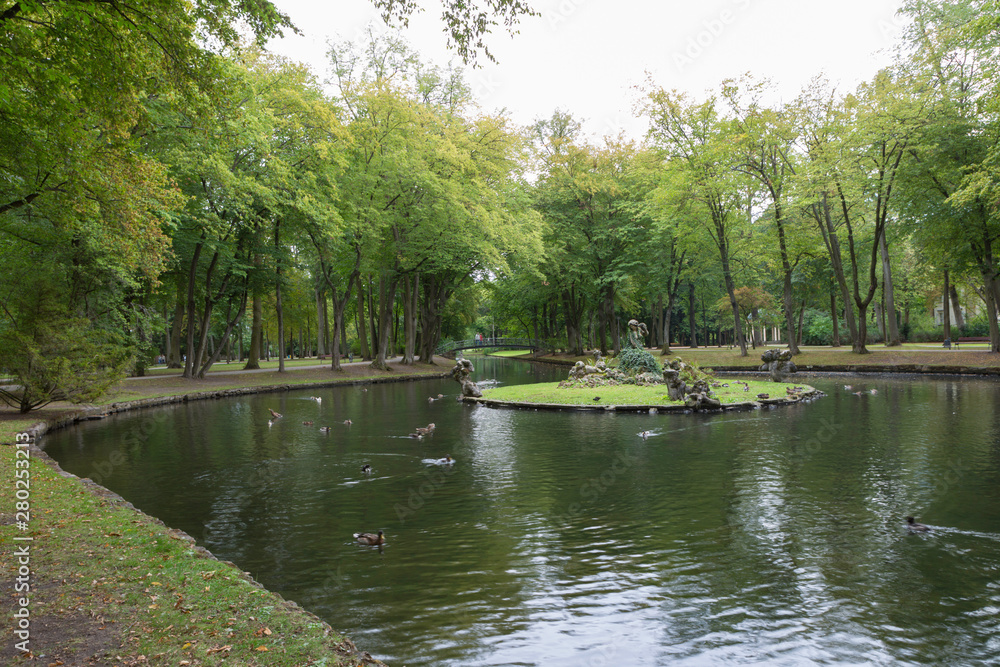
[43,357,1000,665]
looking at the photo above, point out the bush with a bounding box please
[615,346,661,376]
[961,316,991,337]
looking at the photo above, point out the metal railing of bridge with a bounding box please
[435,337,543,355]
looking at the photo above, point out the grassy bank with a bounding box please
[0,359,451,666]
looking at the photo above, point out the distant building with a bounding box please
[933,296,966,327]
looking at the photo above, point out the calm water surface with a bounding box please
[43,358,1000,665]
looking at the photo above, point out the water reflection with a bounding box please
[42,364,1000,665]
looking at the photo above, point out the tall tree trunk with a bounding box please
[701,296,709,347]
[401,273,418,365]
[562,287,585,356]
[197,291,248,378]
[316,286,326,357]
[950,283,965,329]
[274,220,285,373]
[688,283,698,348]
[813,196,860,350]
[183,240,204,379]
[879,233,901,346]
[597,302,607,356]
[943,269,951,342]
[874,301,886,341]
[601,286,619,354]
[773,201,800,355]
[367,279,378,359]
[371,274,400,370]
[357,275,371,360]
[168,288,185,368]
[830,290,841,347]
[244,293,262,370]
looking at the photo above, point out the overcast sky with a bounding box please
[266,0,909,140]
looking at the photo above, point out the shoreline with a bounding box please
[467,386,824,412]
[486,350,1000,377]
[3,350,995,664]
[1,359,452,666]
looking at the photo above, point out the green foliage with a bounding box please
[371,0,536,65]
[0,284,132,412]
[615,346,661,376]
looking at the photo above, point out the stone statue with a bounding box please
[627,319,649,350]
[760,349,797,382]
[451,358,482,398]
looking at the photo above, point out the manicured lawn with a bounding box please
[482,378,806,406]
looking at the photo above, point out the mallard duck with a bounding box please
[268,419,273,428]
[639,431,650,440]
[343,419,352,425]
[302,421,314,426]
[269,408,282,419]
[310,396,322,403]
[354,530,384,545]
[361,464,372,474]
[434,455,454,465]
[844,384,853,391]
[870,388,878,395]
[906,516,930,532]
[407,432,424,439]
[319,426,332,433]
[414,423,435,435]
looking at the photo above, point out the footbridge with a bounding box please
[435,337,544,355]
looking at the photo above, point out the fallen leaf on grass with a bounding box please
[206,645,232,655]
[255,645,269,652]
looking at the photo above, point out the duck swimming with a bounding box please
[434,455,454,465]
[354,530,384,545]
[343,419,352,425]
[906,516,930,532]
[319,426,332,433]
[269,408,282,419]
[310,396,322,403]
[361,464,372,474]
[639,431,651,440]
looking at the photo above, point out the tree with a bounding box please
[724,77,806,354]
[369,0,536,64]
[642,87,751,356]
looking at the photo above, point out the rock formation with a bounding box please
[760,349,797,382]
[451,359,482,398]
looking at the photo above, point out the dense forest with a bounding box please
[2,0,1000,411]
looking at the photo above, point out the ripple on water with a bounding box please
[38,370,1000,666]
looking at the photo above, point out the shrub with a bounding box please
[615,346,661,376]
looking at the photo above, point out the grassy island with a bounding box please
[480,379,818,409]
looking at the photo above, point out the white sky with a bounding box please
[266,0,909,140]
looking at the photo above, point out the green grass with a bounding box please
[485,349,532,358]
[482,379,805,406]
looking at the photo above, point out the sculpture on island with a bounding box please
[662,358,719,409]
[760,348,797,382]
[451,358,482,398]
[627,319,649,350]
[568,353,609,381]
